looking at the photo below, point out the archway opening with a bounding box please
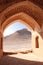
[3,21,32,55]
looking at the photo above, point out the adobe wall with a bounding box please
[32,31,43,57]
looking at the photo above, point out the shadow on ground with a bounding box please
[0,55,43,65]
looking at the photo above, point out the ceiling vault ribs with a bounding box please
[0,1,43,27]
[0,0,43,13]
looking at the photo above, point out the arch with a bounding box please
[2,12,40,54]
[2,12,40,33]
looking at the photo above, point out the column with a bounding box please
[0,26,3,59]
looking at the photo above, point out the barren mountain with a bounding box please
[3,28,32,52]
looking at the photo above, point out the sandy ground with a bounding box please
[0,53,43,65]
[9,53,43,62]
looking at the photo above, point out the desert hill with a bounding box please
[3,28,32,52]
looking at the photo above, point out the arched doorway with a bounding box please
[1,12,40,55]
[35,36,39,48]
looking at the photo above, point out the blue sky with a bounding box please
[3,22,30,37]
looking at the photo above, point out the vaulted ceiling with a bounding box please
[0,0,43,34]
[0,0,43,13]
